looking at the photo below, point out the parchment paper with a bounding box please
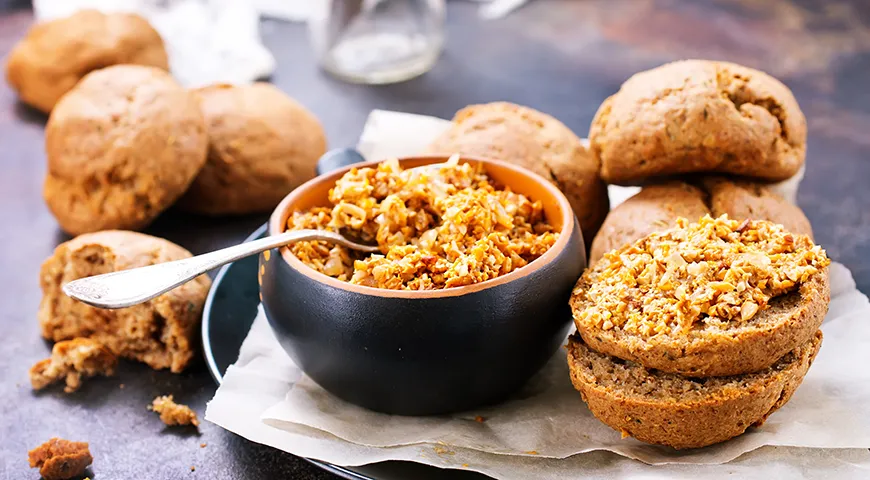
[206,110,870,478]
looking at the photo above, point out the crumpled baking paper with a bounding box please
[205,110,870,478]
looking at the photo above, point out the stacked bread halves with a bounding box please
[567,60,832,449]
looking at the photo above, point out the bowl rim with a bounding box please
[268,155,577,299]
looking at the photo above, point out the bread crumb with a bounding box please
[29,338,117,393]
[190,466,196,472]
[474,415,485,423]
[199,443,207,448]
[524,450,538,455]
[28,437,93,480]
[432,445,454,455]
[149,395,199,427]
[461,463,469,468]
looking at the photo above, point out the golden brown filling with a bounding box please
[575,215,830,336]
[286,156,558,290]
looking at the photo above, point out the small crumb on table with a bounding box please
[524,450,538,455]
[149,395,199,427]
[432,445,455,456]
[474,415,485,423]
[28,437,93,480]
[199,442,207,448]
[190,465,196,472]
[29,338,117,393]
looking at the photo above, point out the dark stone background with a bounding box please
[1,0,868,478]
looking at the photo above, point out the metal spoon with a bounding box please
[62,229,379,310]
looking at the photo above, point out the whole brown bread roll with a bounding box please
[5,10,169,113]
[426,102,609,248]
[43,65,208,235]
[589,60,806,185]
[178,83,328,215]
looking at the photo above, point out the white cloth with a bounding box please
[33,0,276,87]
[33,0,531,87]
[254,0,533,22]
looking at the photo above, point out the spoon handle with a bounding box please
[62,229,376,310]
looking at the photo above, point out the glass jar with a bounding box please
[309,0,446,84]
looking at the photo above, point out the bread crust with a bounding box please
[178,83,328,215]
[38,231,210,372]
[567,330,822,449]
[589,177,814,264]
[5,10,168,113]
[702,177,813,238]
[589,60,806,185]
[572,268,829,377]
[426,102,609,246]
[43,65,207,235]
[589,182,709,263]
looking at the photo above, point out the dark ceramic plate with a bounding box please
[202,224,488,480]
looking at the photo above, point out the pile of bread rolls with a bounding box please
[4,10,326,383]
[587,60,811,260]
[6,10,327,236]
[429,60,825,449]
[426,61,810,255]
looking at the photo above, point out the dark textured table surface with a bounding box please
[1,0,869,479]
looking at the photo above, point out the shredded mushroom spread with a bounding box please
[286,156,558,290]
[574,215,830,336]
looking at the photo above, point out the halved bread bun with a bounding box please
[566,330,822,449]
[572,269,828,376]
[572,216,830,376]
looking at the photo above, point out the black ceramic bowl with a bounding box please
[259,154,586,415]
